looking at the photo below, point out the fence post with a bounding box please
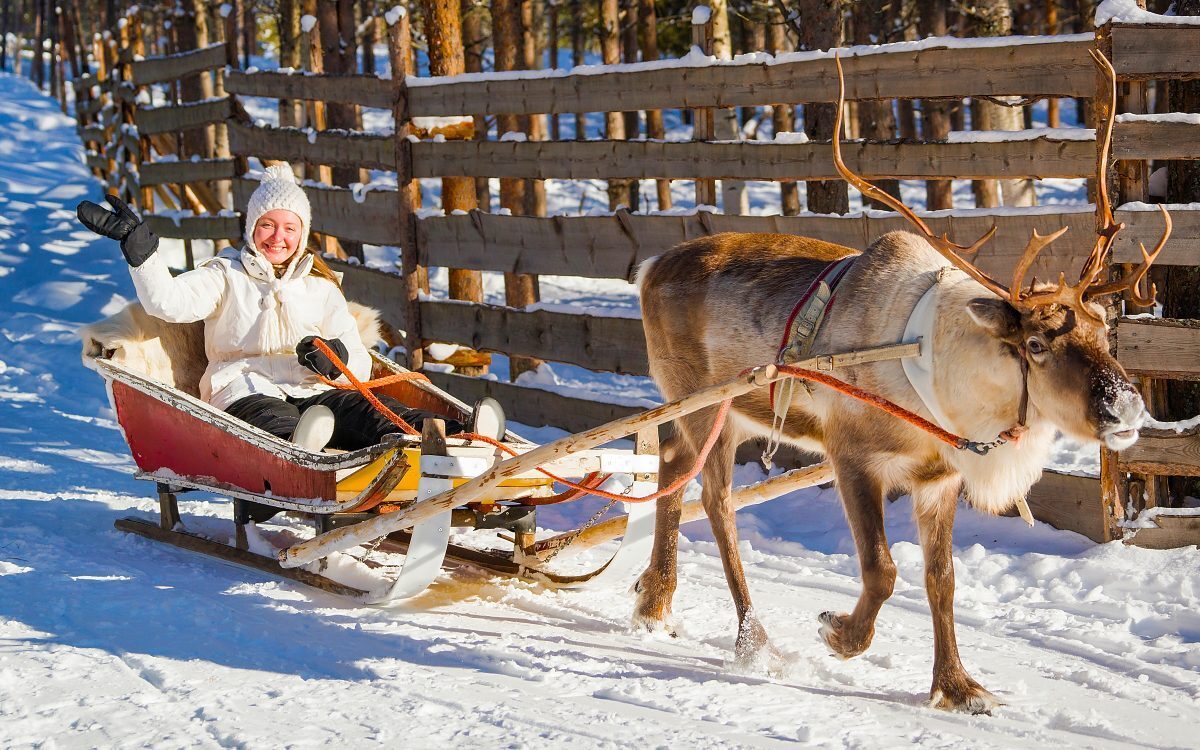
[1095,24,1126,542]
[691,8,717,209]
[386,8,424,372]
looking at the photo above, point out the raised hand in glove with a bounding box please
[76,194,158,267]
[296,336,349,379]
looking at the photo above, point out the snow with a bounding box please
[1116,112,1200,125]
[384,6,406,26]
[692,6,712,26]
[3,63,1200,748]
[300,14,317,34]
[1096,0,1200,26]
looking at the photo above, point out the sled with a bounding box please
[90,345,670,602]
[83,303,838,603]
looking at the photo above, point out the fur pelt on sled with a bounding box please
[80,301,383,398]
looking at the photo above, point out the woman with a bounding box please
[77,164,497,457]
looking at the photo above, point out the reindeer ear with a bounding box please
[966,298,1020,339]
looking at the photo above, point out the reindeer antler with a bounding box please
[831,54,1007,301]
[830,49,1170,323]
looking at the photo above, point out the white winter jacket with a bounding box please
[129,246,373,411]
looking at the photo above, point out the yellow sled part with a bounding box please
[336,446,553,498]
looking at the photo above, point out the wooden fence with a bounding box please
[64,16,1200,547]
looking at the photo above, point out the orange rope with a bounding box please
[311,339,426,436]
[310,337,1012,507]
[775,365,966,449]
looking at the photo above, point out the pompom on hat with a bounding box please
[244,163,312,258]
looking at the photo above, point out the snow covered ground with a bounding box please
[2,72,1199,748]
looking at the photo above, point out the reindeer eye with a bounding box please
[1026,338,1047,355]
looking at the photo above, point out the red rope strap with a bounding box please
[775,365,965,449]
[312,338,427,436]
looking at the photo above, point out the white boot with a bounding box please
[292,405,335,453]
[468,397,506,441]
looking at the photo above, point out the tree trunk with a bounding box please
[1164,0,1200,505]
[768,8,800,215]
[177,1,215,158]
[32,0,44,88]
[798,0,848,214]
[491,0,541,377]
[620,0,641,209]
[918,0,953,209]
[707,0,746,214]
[463,0,490,210]
[571,0,585,139]
[967,0,1036,208]
[852,0,901,207]
[321,0,364,257]
[639,0,670,209]
[243,0,258,66]
[424,0,483,306]
[0,0,9,71]
[277,0,303,128]
[600,0,633,209]
[360,0,376,75]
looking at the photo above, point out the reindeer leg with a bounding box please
[631,429,692,634]
[915,484,1000,714]
[819,455,894,659]
[688,421,781,671]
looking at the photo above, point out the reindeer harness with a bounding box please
[767,259,1035,523]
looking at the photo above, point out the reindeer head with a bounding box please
[832,51,1169,451]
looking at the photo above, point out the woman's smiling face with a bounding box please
[253,209,303,265]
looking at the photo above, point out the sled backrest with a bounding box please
[80,302,386,398]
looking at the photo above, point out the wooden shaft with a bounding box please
[279,365,783,567]
[532,462,833,557]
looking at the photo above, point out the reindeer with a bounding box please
[632,51,1169,713]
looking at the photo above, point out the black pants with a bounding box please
[226,390,464,451]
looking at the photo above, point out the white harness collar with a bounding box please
[901,267,965,434]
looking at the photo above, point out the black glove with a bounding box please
[296,336,349,379]
[76,194,158,267]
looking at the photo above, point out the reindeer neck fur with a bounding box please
[929,274,1056,513]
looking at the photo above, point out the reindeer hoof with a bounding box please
[929,678,1002,715]
[818,611,872,660]
[734,616,786,678]
[630,572,675,636]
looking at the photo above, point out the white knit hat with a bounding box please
[244,163,312,257]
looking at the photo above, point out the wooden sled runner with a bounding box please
[83,304,834,602]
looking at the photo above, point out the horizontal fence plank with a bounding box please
[85,153,107,170]
[144,214,241,240]
[139,158,238,186]
[407,37,1095,117]
[73,72,99,90]
[420,301,648,375]
[328,260,407,335]
[1112,207,1200,266]
[227,121,395,170]
[1116,317,1200,381]
[233,178,402,246]
[1110,25,1200,79]
[422,372,643,434]
[1026,470,1105,543]
[135,97,233,135]
[418,208,1101,282]
[79,125,106,144]
[1114,119,1200,160]
[131,43,228,86]
[1119,432,1200,477]
[224,70,394,109]
[411,137,1096,180]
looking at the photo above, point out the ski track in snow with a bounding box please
[1,72,1198,748]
